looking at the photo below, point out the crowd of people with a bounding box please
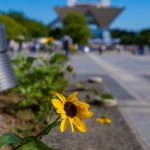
[8,39,150,57]
[8,40,51,52]
[88,43,150,55]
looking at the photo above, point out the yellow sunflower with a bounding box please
[50,91,93,132]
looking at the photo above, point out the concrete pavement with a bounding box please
[68,51,150,150]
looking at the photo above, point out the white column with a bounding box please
[67,0,76,7]
[102,29,112,45]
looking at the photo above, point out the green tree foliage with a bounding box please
[111,29,150,45]
[50,27,64,39]
[111,29,135,38]
[138,29,150,45]
[7,11,50,39]
[111,29,136,44]
[24,20,50,38]
[0,14,29,40]
[63,12,91,45]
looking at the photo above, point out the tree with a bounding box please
[7,11,50,39]
[0,14,29,40]
[138,29,150,44]
[24,20,50,38]
[63,12,91,45]
[111,29,138,44]
[50,27,64,39]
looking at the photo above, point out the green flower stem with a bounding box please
[36,115,61,138]
[12,115,61,150]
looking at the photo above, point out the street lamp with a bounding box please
[0,24,17,92]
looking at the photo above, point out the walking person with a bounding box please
[62,35,72,57]
[63,38,69,57]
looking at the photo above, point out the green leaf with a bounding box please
[76,81,84,90]
[11,59,19,66]
[19,87,26,95]
[42,121,61,135]
[90,88,99,96]
[18,53,24,62]
[19,138,58,150]
[40,105,44,111]
[17,129,31,137]
[26,57,36,69]
[18,99,27,107]
[26,86,32,93]
[31,98,38,105]
[66,65,73,72]
[0,133,23,147]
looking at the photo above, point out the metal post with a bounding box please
[0,24,18,92]
[0,24,7,52]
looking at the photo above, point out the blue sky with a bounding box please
[0,0,150,31]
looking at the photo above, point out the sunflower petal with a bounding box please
[79,102,90,110]
[76,106,89,114]
[96,118,101,122]
[69,117,74,132]
[73,102,80,108]
[79,111,93,119]
[61,113,68,119]
[70,98,78,104]
[104,118,112,124]
[50,91,66,104]
[99,118,105,124]
[77,121,87,132]
[67,92,78,101]
[73,97,79,102]
[60,118,69,132]
[73,117,87,132]
[52,99,63,108]
[57,108,66,113]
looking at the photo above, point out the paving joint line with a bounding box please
[87,53,149,102]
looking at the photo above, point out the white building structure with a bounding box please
[51,0,123,45]
[67,0,110,7]
[67,0,76,7]
[101,0,110,7]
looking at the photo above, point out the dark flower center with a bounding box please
[64,102,77,117]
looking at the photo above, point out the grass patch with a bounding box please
[102,93,114,100]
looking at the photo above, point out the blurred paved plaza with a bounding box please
[67,51,150,149]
